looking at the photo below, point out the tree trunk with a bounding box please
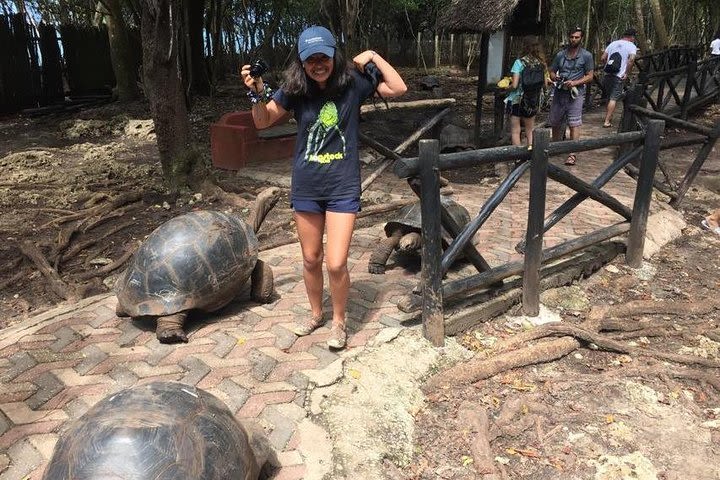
[103,0,140,101]
[141,0,196,189]
[649,0,670,48]
[185,0,211,96]
[633,0,649,53]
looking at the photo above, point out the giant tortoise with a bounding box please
[368,196,471,274]
[42,381,270,480]
[115,187,280,343]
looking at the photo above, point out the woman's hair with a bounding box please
[281,47,354,98]
[521,36,546,65]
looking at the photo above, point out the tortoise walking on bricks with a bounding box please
[368,196,471,274]
[42,381,271,480]
[115,187,281,343]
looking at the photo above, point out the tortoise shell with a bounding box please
[384,196,471,237]
[42,382,260,480]
[417,75,441,90]
[115,210,257,317]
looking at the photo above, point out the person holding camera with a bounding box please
[241,26,407,349]
[548,27,594,166]
[600,28,638,128]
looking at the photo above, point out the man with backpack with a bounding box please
[504,36,548,148]
[601,28,638,128]
[548,27,594,166]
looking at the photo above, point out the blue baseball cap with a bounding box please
[298,26,336,62]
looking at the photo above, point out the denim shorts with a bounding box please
[291,197,361,214]
[602,75,624,101]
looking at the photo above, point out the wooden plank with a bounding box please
[629,105,714,136]
[547,165,632,220]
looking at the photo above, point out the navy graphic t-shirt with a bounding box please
[272,70,377,201]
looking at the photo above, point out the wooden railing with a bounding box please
[616,84,720,207]
[392,121,665,345]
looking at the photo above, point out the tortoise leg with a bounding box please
[251,260,274,303]
[398,231,422,252]
[368,231,402,274]
[156,312,188,344]
[115,301,129,317]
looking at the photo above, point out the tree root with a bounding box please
[60,219,135,264]
[74,242,138,282]
[199,179,250,208]
[459,403,505,479]
[423,337,581,392]
[424,320,720,392]
[17,240,79,301]
[588,299,720,322]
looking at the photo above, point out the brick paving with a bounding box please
[0,110,669,479]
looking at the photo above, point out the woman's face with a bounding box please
[302,53,334,88]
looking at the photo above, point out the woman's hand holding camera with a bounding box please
[352,50,377,71]
[240,65,264,93]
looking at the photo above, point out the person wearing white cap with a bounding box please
[241,26,406,349]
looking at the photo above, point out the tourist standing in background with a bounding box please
[600,28,638,128]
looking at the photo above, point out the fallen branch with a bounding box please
[17,240,79,301]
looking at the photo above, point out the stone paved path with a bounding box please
[0,110,678,479]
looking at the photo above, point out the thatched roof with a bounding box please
[439,0,521,33]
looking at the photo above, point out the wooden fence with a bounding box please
[390,121,665,346]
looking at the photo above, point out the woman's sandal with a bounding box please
[565,154,577,166]
[327,324,347,349]
[291,313,324,336]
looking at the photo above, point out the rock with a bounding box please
[643,209,686,259]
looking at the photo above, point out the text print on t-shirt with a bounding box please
[305,101,347,164]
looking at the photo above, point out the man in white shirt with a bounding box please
[711,31,720,57]
[601,28,638,128]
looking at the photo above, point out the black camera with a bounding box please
[249,59,269,78]
[553,75,568,89]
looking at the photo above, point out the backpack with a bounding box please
[519,58,544,116]
[604,51,622,74]
[520,58,545,92]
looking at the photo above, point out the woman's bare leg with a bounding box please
[294,212,325,318]
[524,116,536,146]
[324,211,356,328]
[510,115,522,145]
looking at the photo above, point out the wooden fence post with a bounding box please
[618,84,644,160]
[522,128,551,316]
[626,119,664,268]
[680,60,697,120]
[418,139,444,346]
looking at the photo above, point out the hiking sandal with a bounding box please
[291,313,324,336]
[327,324,347,349]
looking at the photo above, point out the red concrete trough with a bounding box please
[211,111,297,170]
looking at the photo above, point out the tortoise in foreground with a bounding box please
[368,196,471,274]
[42,381,270,480]
[115,187,280,343]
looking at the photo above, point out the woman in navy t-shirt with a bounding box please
[241,26,406,349]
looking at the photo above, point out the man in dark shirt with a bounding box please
[548,27,595,166]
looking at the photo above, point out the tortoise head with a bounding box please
[248,187,281,234]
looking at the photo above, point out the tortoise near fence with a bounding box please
[42,381,271,480]
[114,187,280,343]
[368,196,471,274]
